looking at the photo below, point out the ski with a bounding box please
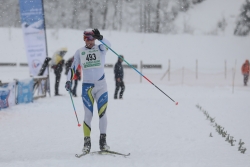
[95,150,130,157]
[75,152,88,158]
[75,150,130,158]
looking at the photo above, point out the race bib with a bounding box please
[80,48,101,69]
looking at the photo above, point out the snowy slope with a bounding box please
[175,0,246,35]
[1,28,250,72]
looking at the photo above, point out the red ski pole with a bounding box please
[99,40,178,105]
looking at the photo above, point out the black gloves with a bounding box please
[65,81,72,92]
[92,29,103,40]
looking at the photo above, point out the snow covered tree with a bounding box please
[178,0,191,12]
[234,0,250,36]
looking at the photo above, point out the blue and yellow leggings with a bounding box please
[81,79,108,137]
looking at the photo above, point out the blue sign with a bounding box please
[17,79,33,104]
[19,0,45,29]
[19,0,48,76]
[0,88,10,110]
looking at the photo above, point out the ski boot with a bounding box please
[99,134,110,151]
[82,137,91,154]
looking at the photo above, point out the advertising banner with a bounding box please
[19,0,48,76]
[0,82,17,110]
[17,79,33,104]
[0,87,9,110]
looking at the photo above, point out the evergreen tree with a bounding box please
[234,0,250,36]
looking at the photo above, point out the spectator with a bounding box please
[241,59,250,86]
[51,47,67,96]
[114,55,125,99]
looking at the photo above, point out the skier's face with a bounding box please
[84,35,95,48]
[83,31,95,48]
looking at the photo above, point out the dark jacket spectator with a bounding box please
[51,47,67,96]
[114,57,124,81]
[114,55,125,99]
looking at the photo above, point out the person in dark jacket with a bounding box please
[51,47,67,96]
[114,55,125,99]
[65,56,81,97]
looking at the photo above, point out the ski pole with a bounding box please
[99,40,178,105]
[68,90,81,127]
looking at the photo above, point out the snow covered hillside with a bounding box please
[175,0,246,35]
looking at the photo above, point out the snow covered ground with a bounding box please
[1,0,250,165]
[1,66,250,167]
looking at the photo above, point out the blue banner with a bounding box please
[17,79,33,104]
[19,0,48,76]
[0,82,17,110]
[0,88,10,110]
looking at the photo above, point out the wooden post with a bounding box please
[161,59,170,80]
[182,67,184,85]
[160,69,169,80]
[196,59,198,79]
[140,60,142,83]
[225,60,227,79]
[14,79,18,104]
[168,59,170,81]
[232,60,237,94]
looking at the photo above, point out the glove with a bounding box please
[92,29,103,40]
[65,81,72,92]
